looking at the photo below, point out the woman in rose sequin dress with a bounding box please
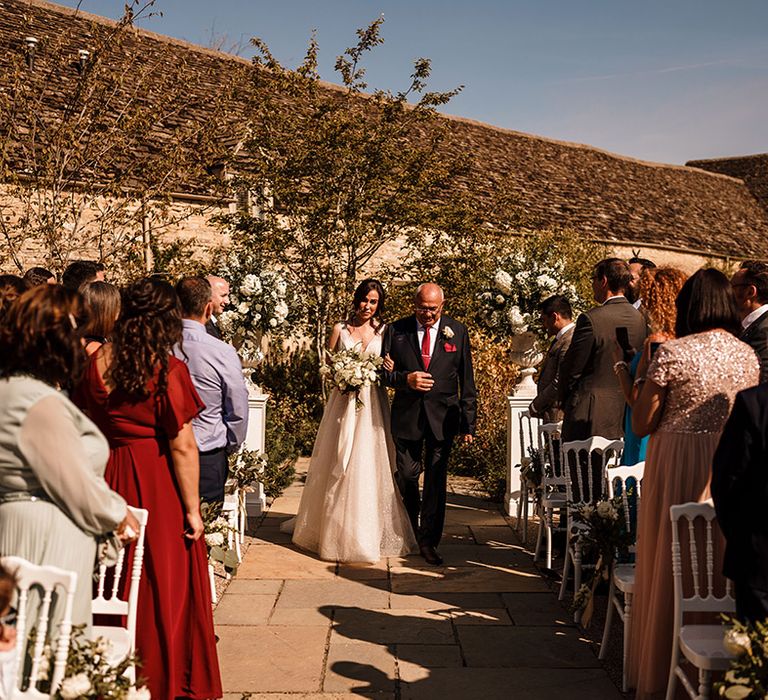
[627,269,759,699]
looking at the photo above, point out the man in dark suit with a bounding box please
[559,258,647,442]
[732,260,768,383]
[712,385,768,621]
[529,295,575,423]
[205,275,230,339]
[383,283,477,565]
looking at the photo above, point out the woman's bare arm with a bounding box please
[168,422,204,540]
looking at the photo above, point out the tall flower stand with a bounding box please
[244,380,268,516]
[505,332,543,517]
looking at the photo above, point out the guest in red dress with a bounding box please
[74,278,222,700]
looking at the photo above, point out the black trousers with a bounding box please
[199,446,228,504]
[735,579,768,623]
[394,427,454,548]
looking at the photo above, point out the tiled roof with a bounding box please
[688,154,768,216]
[3,0,768,258]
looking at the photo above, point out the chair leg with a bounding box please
[545,514,553,570]
[559,546,571,600]
[208,563,217,605]
[665,642,680,700]
[516,477,525,527]
[698,668,711,700]
[598,574,615,660]
[521,487,529,541]
[573,543,582,624]
[622,592,633,693]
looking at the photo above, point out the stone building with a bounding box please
[2,0,768,273]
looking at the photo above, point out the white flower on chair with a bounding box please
[60,672,92,699]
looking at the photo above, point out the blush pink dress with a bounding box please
[628,330,759,699]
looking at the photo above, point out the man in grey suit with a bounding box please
[529,295,575,423]
[732,260,768,384]
[558,258,648,442]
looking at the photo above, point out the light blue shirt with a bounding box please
[173,319,249,452]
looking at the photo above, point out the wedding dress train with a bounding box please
[291,324,417,563]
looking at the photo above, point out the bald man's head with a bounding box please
[414,282,445,327]
[206,275,230,315]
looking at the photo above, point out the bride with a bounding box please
[290,279,417,563]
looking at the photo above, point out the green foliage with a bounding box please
[259,425,297,500]
[252,349,324,457]
[716,617,768,698]
[218,17,467,358]
[201,501,239,575]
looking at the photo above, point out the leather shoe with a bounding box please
[419,544,444,566]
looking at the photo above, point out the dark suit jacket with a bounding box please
[206,318,222,340]
[530,325,574,423]
[558,297,647,441]
[382,315,477,442]
[712,385,768,588]
[740,309,768,384]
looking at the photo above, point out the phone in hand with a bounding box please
[615,326,635,362]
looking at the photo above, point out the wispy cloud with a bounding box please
[557,59,740,84]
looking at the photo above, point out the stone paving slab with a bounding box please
[449,608,513,625]
[502,592,576,626]
[276,579,391,610]
[457,626,601,668]
[213,593,277,626]
[237,544,337,579]
[396,644,464,682]
[225,579,283,595]
[388,591,505,610]
[268,607,335,626]
[400,667,623,700]
[217,625,328,693]
[389,564,550,594]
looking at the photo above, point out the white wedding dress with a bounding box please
[291,324,417,563]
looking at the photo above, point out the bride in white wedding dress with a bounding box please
[290,279,417,563]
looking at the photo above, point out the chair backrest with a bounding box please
[518,410,541,466]
[0,555,78,699]
[538,421,564,489]
[92,506,149,657]
[561,436,624,507]
[606,461,645,532]
[669,501,734,624]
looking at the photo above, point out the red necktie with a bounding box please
[421,326,432,370]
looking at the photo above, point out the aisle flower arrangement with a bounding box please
[570,495,634,626]
[226,447,267,514]
[716,618,768,698]
[320,346,384,410]
[201,502,238,576]
[477,248,586,340]
[216,253,294,363]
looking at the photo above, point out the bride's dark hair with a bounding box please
[348,278,386,331]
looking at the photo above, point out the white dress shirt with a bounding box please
[417,318,441,361]
[742,304,768,330]
[556,322,575,341]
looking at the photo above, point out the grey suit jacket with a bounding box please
[530,325,574,423]
[740,309,768,384]
[558,297,648,441]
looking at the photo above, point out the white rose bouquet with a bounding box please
[570,495,635,626]
[320,345,384,410]
[201,502,238,575]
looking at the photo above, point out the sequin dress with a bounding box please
[628,330,759,699]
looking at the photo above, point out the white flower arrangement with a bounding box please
[478,248,587,340]
[217,252,295,363]
[201,503,239,575]
[320,344,384,410]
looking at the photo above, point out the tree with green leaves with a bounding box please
[219,17,468,359]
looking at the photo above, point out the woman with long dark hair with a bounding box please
[74,278,221,700]
[0,286,135,627]
[291,278,417,562]
[627,268,759,698]
[80,281,121,356]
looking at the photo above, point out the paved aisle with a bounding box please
[215,459,622,699]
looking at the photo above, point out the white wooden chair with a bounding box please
[0,555,78,699]
[91,506,148,683]
[599,461,645,692]
[516,410,542,540]
[558,436,624,621]
[666,500,734,700]
[533,421,565,568]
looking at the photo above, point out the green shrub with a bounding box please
[260,402,300,499]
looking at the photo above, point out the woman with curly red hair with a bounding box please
[74,278,221,700]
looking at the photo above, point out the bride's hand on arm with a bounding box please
[383,354,395,372]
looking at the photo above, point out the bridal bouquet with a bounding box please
[320,346,384,409]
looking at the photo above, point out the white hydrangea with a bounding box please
[239,274,262,297]
[60,673,92,699]
[536,273,558,291]
[493,270,514,296]
[205,532,225,548]
[237,302,250,315]
[723,628,752,656]
[596,500,619,521]
[127,687,152,700]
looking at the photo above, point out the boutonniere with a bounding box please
[442,326,454,339]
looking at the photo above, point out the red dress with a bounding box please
[74,356,222,700]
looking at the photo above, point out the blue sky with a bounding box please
[58,0,768,165]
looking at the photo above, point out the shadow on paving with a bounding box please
[218,487,624,699]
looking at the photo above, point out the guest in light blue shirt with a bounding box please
[173,277,249,502]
